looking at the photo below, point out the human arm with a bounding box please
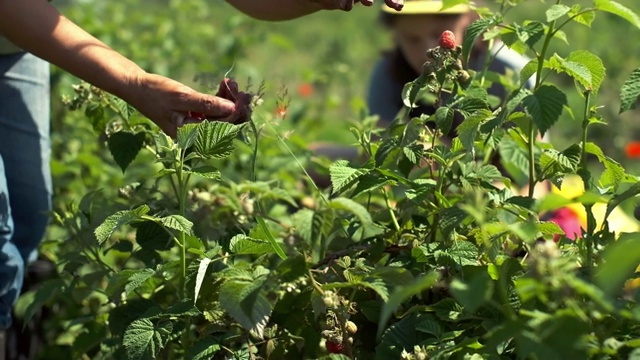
[225,0,403,21]
[0,0,235,137]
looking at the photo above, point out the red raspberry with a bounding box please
[326,340,343,354]
[216,77,239,102]
[213,77,252,124]
[188,111,206,120]
[438,30,457,49]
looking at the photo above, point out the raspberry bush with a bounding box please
[18,0,640,359]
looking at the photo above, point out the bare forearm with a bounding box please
[225,0,322,21]
[0,0,144,103]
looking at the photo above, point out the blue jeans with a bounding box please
[0,52,51,330]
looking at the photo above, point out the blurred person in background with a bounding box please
[367,0,530,126]
[0,0,401,357]
[311,0,534,181]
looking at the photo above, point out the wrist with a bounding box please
[115,67,149,106]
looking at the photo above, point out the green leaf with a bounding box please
[453,97,490,117]
[113,98,135,121]
[108,299,158,336]
[135,221,171,251]
[95,205,150,245]
[194,258,211,304]
[595,0,640,29]
[375,313,423,360]
[350,174,394,199]
[463,16,501,64]
[255,217,287,260]
[187,166,221,180]
[547,54,592,91]
[539,145,581,178]
[619,68,640,114]
[185,337,222,360]
[85,102,107,133]
[329,197,373,227]
[439,206,470,237]
[107,131,146,173]
[435,240,480,267]
[566,50,605,92]
[520,59,538,87]
[595,234,640,296]
[329,160,369,194]
[586,144,628,191]
[401,76,425,109]
[429,298,465,322]
[219,278,273,338]
[106,269,156,297]
[377,272,440,339]
[498,134,530,185]
[435,106,454,136]
[537,221,564,237]
[599,159,625,191]
[292,209,334,257]
[546,4,571,22]
[523,85,567,136]
[518,21,545,50]
[416,315,442,338]
[176,123,199,149]
[158,215,193,235]
[501,22,543,54]
[229,234,274,255]
[123,318,173,360]
[570,5,596,27]
[456,110,492,150]
[450,271,493,313]
[194,121,244,159]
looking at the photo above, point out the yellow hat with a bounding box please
[382,0,471,14]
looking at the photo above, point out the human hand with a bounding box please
[310,0,403,11]
[125,73,237,137]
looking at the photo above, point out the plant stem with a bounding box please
[176,152,188,299]
[174,147,191,351]
[528,3,559,197]
[580,90,596,270]
[382,189,400,233]
[307,268,325,295]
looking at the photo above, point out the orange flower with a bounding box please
[275,105,287,118]
[625,141,640,158]
[297,83,314,98]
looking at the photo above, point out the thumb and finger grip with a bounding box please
[207,78,253,124]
